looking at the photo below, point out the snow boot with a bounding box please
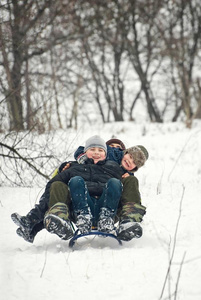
[44,214,73,240]
[44,202,73,240]
[16,227,35,243]
[117,219,143,241]
[76,214,92,234]
[11,213,33,234]
[97,207,115,233]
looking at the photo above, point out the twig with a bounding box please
[159,185,185,299]
[168,130,201,181]
[40,246,48,278]
[174,251,186,300]
[0,141,50,180]
[157,164,165,194]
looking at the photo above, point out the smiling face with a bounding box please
[85,147,106,164]
[121,153,136,171]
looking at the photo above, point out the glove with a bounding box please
[77,153,87,164]
[61,162,71,172]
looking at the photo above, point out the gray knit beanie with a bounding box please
[84,135,107,154]
[124,145,149,170]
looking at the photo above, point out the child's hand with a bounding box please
[122,172,130,178]
[61,163,71,172]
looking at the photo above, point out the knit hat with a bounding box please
[84,135,107,154]
[106,138,126,150]
[124,145,149,170]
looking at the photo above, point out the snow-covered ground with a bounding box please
[1,121,201,300]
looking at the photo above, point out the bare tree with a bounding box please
[72,0,164,122]
[155,0,201,126]
[1,0,201,132]
[124,0,164,122]
[0,0,74,131]
[70,0,133,122]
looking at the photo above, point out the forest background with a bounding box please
[0,0,201,185]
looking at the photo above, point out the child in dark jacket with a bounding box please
[43,135,124,237]
[11,137,148,242]
[71,139,149,240]
[11,137,127,242]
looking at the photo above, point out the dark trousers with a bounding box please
[68,176,122,226]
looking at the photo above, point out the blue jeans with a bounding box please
[68,176,122,226]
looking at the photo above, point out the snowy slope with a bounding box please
[1,121,201,300]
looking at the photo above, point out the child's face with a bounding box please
[121,153,136,171]
[109,143,122,149]
[86,147,106,164]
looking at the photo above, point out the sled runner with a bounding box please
[69,229,123,248]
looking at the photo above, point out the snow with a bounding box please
[1,121,201,300]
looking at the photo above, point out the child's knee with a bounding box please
[122,176,139,186]
[51,181,67,191]
[69,176,84,188]
[107,178,122,190]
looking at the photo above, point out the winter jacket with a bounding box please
[43,158,125,207]
[25,150,138,238]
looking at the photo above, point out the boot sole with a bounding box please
[44,214,73,240]
[16,227,34,243]
[117,223,142,241]
[11,213,24,227]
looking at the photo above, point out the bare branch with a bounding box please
[0,141,50,180]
